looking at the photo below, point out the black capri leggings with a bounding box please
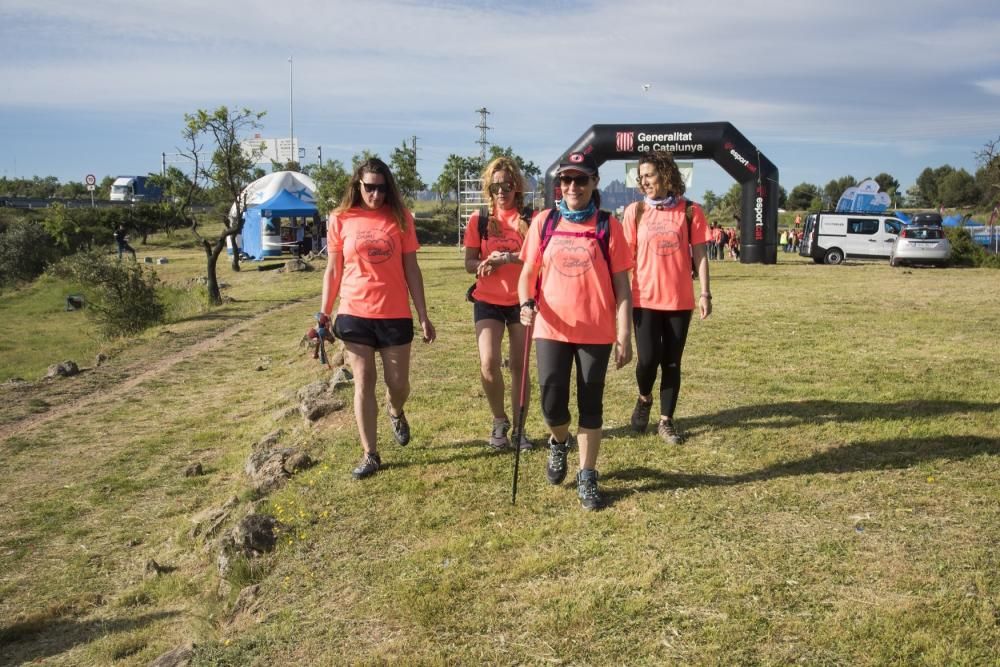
[535,339,612,430]
[632,308,692,418]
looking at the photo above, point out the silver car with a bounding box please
[890,225,951,267]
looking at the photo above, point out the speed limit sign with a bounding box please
[85,174,96,186]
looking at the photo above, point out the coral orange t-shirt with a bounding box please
[519,209,632,345]
[327,207,420,319]
[463,207,526,306]
[620,199,709,311]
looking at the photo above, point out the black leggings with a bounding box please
[535,339,612,430]
[633,308,692,418]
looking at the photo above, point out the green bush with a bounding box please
[0,220,62,287]
[946,227,1000,268]
[49,250,166,337]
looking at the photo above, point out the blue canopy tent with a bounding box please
[242,187,318,259]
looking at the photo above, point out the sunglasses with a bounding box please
[489,182,515,195]
[361,182,387,194]
[558,174,592,187]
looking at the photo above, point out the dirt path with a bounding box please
[0,299,307,442]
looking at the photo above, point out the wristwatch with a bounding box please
[520,299,536,310]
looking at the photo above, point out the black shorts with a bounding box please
[333,314,413,349]
[473,300,520,325]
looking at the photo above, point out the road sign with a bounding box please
[85,174,96,186]
[87,185,96,191]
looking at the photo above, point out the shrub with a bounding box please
[0,220,61,287]
[946,227,1000,268]
[49,250,166,337]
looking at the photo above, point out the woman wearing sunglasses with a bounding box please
[463,156,534,451]
[620,151,711,444]
[321,157,436,479]
[518,153,633,511]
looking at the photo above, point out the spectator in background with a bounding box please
[113,224,136,260]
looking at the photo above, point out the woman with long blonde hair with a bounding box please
[463,156,534,451]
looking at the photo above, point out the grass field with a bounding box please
[1,238,998,666]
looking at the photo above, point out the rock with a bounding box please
[4,377,29,386]
[282,258,311,272]
[184,462,203,477]
[144,257,154,264]
[157,257,169,264]
[299,397,345,422]
[256,429,284,451]
[271,406,298,421]
[229,584,261,617]
[144,558,174,577]
[284,451,314,474]
[44,360,79,379]
[231,514,278,556]
[149,642,195,667]
[330,366,354,389]
[190,496,239,540]
[297,380,331,403]
[94,352,108,367]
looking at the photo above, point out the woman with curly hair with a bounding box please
[463,156,534,451]
[620,151,712,444]
[321,157,436,479]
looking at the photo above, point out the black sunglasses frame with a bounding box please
[488,183,515,195]
[558,174,592,187]
[361,182,387,194]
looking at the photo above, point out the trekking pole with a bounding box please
[511,321,533,505]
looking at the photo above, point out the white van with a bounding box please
[799,213,904,264]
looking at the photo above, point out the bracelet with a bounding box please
[521,299,536,310]
[700,293,712,300]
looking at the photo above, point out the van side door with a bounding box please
[846,217,882,258]
[881,219,903,258]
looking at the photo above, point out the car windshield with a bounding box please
[903,227,943,239]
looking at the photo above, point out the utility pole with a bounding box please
[288,56,294,164]
[475,107,491,162]
[410,135,419,172]
[161,152,166,178]
[317,145,323,167]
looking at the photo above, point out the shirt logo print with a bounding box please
[355,229,395,264]
[550,238,595,277]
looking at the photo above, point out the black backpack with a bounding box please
[465,206,534,303]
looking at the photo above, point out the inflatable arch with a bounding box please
[544,123,779,264]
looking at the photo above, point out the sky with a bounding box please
[1,0,999,201]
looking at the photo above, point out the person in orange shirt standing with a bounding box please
[321,158,436,479]
[518,152,633,511]
[621,151,712,444]
[464,157,534,451]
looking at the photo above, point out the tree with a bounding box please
[914,165,956,207]
[701,190,720,213]
[873,172,900,199]
[823,175,855,209]
[938,168,980,207]
[181,105,265,304]
[432,146,538,201]
[99,175,116,200]
[787,182,821,210]
[777,185,788,209]
[351,150,381,171]
[306,159,350,213]
[974,137,1000,209]
[390,141,425,200]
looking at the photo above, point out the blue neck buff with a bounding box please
[644,194,677,208]
[558,198,597,223]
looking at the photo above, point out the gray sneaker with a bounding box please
[545,436,569,484]
[488,418,511,451]
[388,408,410,446]
[657,417,682,445]
[351,452,381,479]
[512,430,534,451]
[576,468,602,511]
[630,397,653,433]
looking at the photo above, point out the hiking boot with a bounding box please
[388,408,410,446]
[545,435,569,485]
[630,397,653,433]
[351,452,381,480]
[576,468,602,511]
[513,430,534,451]
[488,418,511,451]
[657,417,682,445]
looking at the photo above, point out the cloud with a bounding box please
[976,79,1000,96]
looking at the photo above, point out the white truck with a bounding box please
[109,176,161,202]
